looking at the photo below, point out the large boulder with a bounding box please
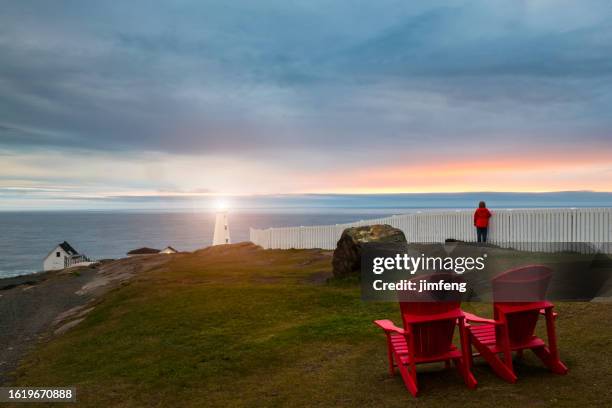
[332,224,407,279]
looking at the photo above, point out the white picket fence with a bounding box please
[249,208,612,253]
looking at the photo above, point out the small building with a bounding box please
[126,247,160,256]
[43,241,91,271]
[213,211,231,245]
[159,246,178,254]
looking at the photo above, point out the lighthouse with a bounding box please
[212,211,231,245]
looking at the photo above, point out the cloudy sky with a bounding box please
[1,0,611,209]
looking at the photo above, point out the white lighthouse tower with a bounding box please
[212,211,231,245]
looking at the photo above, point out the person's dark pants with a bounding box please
[476,227,488,243]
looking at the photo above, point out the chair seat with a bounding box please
[390,333,462,364]
[468,324,545,352]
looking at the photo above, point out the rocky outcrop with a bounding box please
[332,224,407,278]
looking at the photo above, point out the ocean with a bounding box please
[1,192,610,278]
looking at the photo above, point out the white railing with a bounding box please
[249,208,612,252]
[65,255,94,268]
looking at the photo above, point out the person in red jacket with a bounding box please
[474,201,492,243]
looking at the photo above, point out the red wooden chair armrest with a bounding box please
[496,302,553,314]
[374,319,406,335]
[463,312,500,325]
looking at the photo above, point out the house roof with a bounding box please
[43,241,79,260]
[127,247,160,255]
[162,246,178,252]
[59,241,79,255]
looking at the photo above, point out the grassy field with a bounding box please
[10,243,612,407]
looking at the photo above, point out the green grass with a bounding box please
[11,243,612,407]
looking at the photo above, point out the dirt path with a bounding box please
[0,255,171,384]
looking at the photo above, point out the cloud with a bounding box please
[0,1,611,203]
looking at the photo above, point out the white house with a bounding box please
[43,241,91,271]
[159,246,178,254]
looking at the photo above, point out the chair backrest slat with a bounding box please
[492,265,553,345]
[399,273,463,357]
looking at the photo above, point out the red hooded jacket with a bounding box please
[474,208,492,228]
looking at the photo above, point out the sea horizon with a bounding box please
[1,191,611,213]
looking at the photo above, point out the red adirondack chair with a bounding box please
[464,265,568,383]
[374,274,476,397]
